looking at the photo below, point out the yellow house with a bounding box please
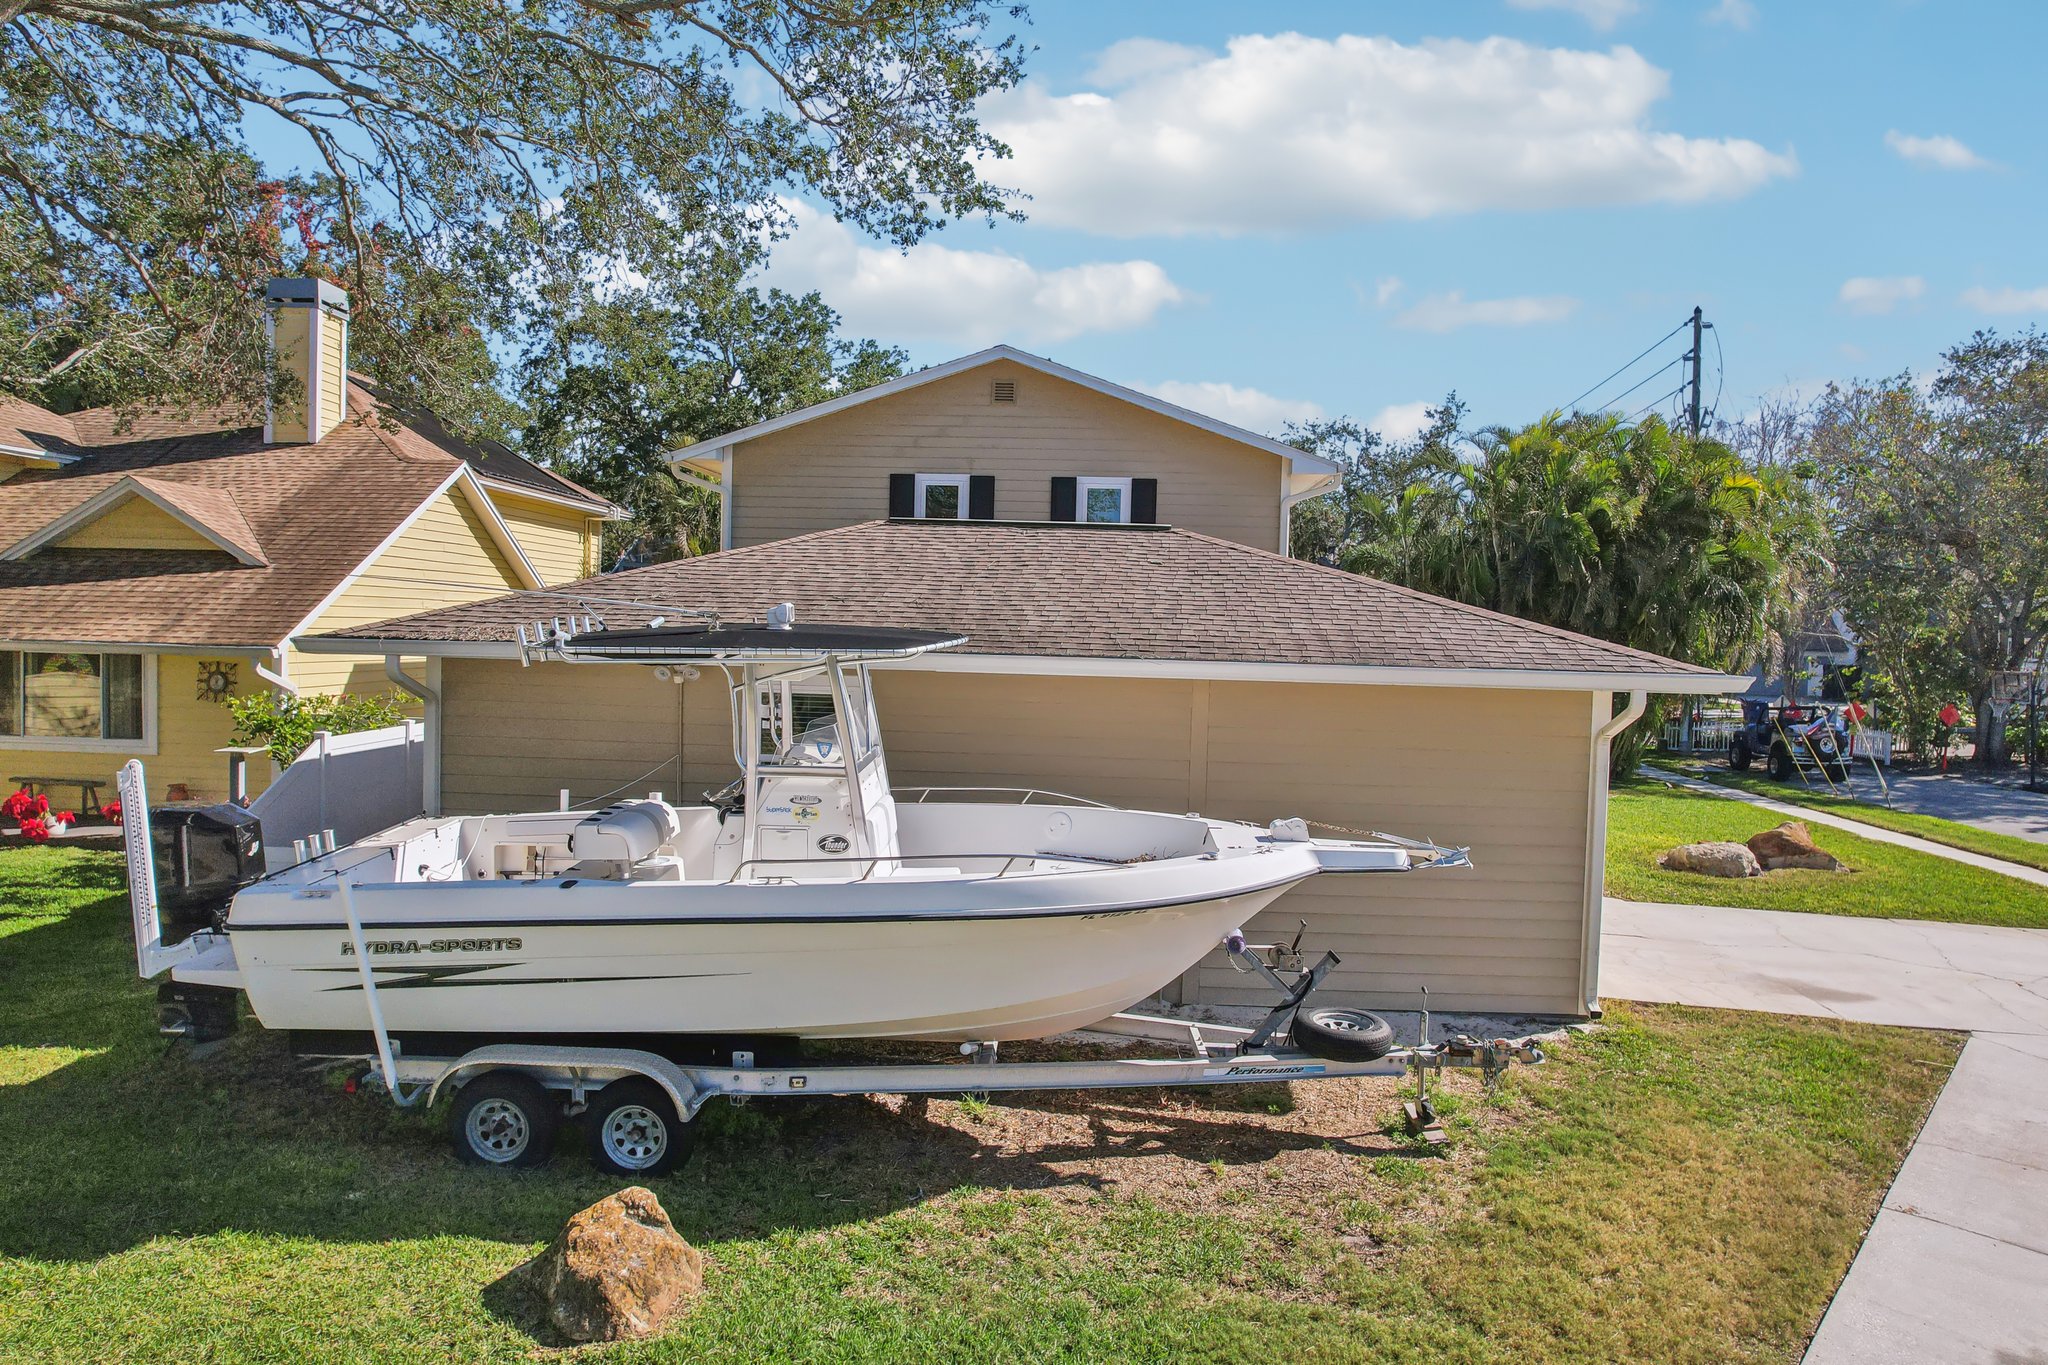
[0,277,618,805]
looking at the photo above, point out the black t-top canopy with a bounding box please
[559,621,967,662]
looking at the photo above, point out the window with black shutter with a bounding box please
[1050,476,1077,521]
[968,474,996,520]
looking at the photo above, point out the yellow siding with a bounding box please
[269,306,313,442]
[488,490,598,585]
[435,661,1599,1014]
[0,653,251,807]
[317,307,347,439]
[55,494,218,552]
[290,484,527,697]
[729,359,1287,551]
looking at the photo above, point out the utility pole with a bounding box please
[1687,305,1704,438]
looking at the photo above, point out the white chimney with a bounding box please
[263,277,350,444]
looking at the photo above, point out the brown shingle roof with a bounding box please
[0,380,614,648]
[317,518,1718,679]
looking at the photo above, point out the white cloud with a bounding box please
[1370,402,1436,442]
[1394,291,1579,332]
[1837,275,1925,315]
[982,34,1795,237]
[1884,130,1992,171]
[1703,0,1757,28]
[1961,285,2048,314]
[1141,380,1323,435]
[1374,276,1404,308]
[765,200,1187,344]
[1506,0,1641,29]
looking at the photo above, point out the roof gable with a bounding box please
[6,474,267,566]
[670,345,1341,486]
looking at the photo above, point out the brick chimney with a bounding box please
[264,277,350,444]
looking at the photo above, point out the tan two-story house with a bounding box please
[0,277,618,806]
[303,345,1739,1018]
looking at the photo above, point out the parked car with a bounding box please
[1730,700,1848,782]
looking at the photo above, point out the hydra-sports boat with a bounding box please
[128,607,1469,1050]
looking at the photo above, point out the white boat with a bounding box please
[130,606,1469,1049]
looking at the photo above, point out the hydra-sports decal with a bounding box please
[342,937,522,956]
[305,964,746,992]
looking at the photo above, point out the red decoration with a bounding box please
[52,811,76,828]
[1846,700,1868,724]
[17,816,50,843]
[103,800,123,825]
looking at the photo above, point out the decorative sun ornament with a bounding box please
[197,660,239,703]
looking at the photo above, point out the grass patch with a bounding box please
[1657,761,2048,874]
[0,846,1959,1363]
[1609,776,2048,927]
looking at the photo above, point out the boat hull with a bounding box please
[229,878,1304,1042]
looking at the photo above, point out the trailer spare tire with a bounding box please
[1291,1003,1395,1062]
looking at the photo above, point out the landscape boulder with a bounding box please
[525,1186,703,1343]
[1746,821,1844,872]
[1658,841,1762,878]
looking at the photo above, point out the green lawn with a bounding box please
[1,846,1959,1364]
[1654,760,2048,874]
[1608,776,2048,928]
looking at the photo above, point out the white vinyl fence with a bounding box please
[248,721,426,867]
[1661,718,1894,764]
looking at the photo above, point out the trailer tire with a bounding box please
[1729,737,1751,771]
[450,1071,558,1168]
[1291,1003,1395,1062]
[585,1078,694,1176]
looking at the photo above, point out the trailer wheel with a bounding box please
[1729,737,1751,771]
[450,1071,558,1168]
[1291,1003,1395,1062]
[1769,742,1796,781]
[586,1078,694,1176]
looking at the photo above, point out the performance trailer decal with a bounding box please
[1201,1061,1331,1079]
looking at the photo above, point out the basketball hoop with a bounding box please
[1989,670,2031,722]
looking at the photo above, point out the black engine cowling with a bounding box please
[149,803,265,945]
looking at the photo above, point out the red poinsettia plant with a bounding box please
[102,800,123,825]
[17,815,51,842]
[4,788,50,823]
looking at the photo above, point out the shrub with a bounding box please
[228,690,410,765]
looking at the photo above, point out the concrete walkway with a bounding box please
[1643,765,2048,889]
[1601,898,2048,1364]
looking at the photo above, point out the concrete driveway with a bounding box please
[1601,898,2048,1365]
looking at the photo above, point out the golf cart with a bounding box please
[1730,699,1849,783]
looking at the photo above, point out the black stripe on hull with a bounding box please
[303,965,748,992]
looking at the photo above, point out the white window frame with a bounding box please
[0,648,158,754]
[912,473,968,520]
[1077,476,1133,524]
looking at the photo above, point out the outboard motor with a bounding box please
[148,803,265,946]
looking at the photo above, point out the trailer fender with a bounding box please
[421,1045,704,1120]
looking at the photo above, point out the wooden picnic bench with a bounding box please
[8,775,106,817]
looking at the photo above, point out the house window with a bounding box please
[0,650,146,743]
[1077,476,1133,524]
[914,474,967,520]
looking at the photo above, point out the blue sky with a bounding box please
[757,0,2048,440]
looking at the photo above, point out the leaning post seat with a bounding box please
[567,800,681,865]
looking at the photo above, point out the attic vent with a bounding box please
[991,379,1017,403]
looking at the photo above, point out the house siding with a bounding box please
[289,484,528,697]
[486,490,597,585]
[54,496,218,552]
[727,359,1288,551]
[434,660,1597,1015]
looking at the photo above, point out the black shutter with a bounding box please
[888,472,915,518]
[968,474,995,520]
[1050,476,1077,521]
[1131,478,1158,524]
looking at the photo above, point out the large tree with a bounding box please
[518,273,904,564]
[1807,331,2048,765]
[0,0,1025,420]
[1290,407,1817,779]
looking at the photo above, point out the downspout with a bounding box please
[385,655,442,817]
[1579,689,1647,1017]
[255,647,297,696]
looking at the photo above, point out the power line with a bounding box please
[1625,384,1688,426]
[1595,354,1685,413]
[1557,316,1692,414]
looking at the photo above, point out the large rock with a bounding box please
[526,1187,703,1343]
[1746,821,1844,872]
[1659,841,1762,878]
